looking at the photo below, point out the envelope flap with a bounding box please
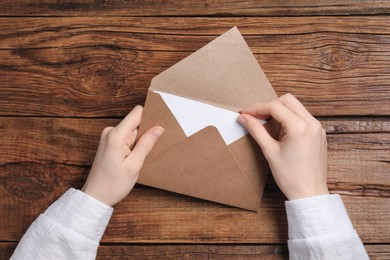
[139,125,261,211]
[150,27,277,111]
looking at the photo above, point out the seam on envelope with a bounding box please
[150,89,241,112]
[226,140,262,202]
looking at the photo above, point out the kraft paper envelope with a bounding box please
[137,27,279,211]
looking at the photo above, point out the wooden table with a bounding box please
[0,1,389,259]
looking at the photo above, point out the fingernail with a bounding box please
[238,115,247,125]
[153,126,165,137]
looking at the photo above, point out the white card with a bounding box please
[155,91,266,145]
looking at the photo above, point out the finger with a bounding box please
[242,113,270,121]
[238,114,278,156]
[240,101,299,129]
[129,128,138,150]
[115,105,143,136]
[125,126,164,171]
[277,93,314,122]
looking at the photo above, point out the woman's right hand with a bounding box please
[238,93,329,200]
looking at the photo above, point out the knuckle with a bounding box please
[311,121,324,133]
[291,121,307,135]
[269,100,279,111]
[102,127,110,135]
[322,128,327,138]
[105,129,120,144]
[284,92,294,100]
[101,127,113,138]
[280,93,295,103]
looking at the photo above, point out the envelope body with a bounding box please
[137,27,279,211]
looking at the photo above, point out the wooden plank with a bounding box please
[0,176,389,244]
[98,244,289,260]
[0,117,389,164]
[322,117,390,134]
[365,245,390,260]
[1,17,390,116]
[0,117,388,188]
[0,117,389,242]
[95,244,390,260]
[104,191,390,243]
[0,243,289,259]
[0,1,390,17]
[1,242,389,259]
[0,117,111,165]
[3,17,390,40]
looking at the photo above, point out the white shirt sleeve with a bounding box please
[285,194,369,260]
[11,188,113,260]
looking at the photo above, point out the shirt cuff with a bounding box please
[285,194,353,240]
[44,188,114,242]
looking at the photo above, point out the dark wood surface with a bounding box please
[1,17,390,117]
[0,1,389,259]
[1,0,390,16]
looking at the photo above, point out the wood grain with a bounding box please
[0,116,389,164]
[1,2,390,256]
[1,172,389,244]
[97,244,289,260]
[0,1,389,17]
[95,244,390,260]
[0,117,388,242]
[1,17,390,117]
[5,172,390,244]
[1,242,389,259]
[321,117,390,134]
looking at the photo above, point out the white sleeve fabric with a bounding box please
[11,188,113,260]
[285,194,369,260]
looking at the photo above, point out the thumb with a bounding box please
[238,114,278,157]
[125,126,164,172]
